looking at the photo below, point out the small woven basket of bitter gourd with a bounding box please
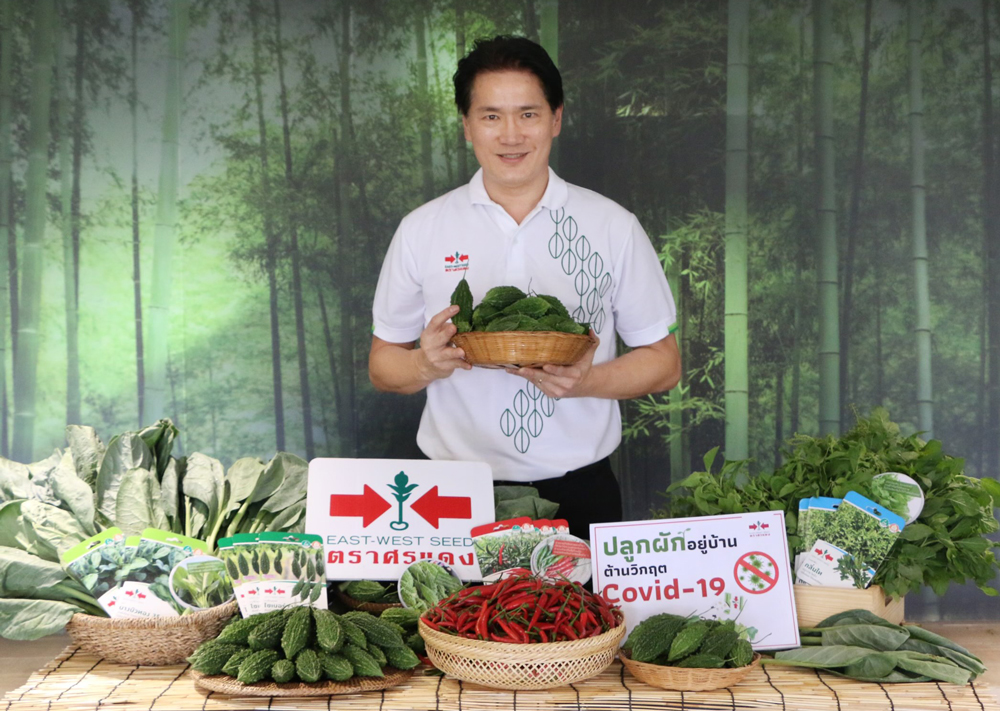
[618,614,761,691]
[448,282,595,368]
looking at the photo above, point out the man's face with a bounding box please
[462,70,562,195]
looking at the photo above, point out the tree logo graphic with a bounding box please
[387,471,419,531]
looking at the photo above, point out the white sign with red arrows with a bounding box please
[305,458,494,581]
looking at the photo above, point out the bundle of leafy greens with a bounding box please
[656,409,1000,599]
[763,609,986,684]
[0,419,308,640]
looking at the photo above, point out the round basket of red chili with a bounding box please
[417,574,626,690]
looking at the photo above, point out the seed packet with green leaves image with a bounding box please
[797,497,842,565]
[797,491,906,589]
[869,472,924,523]
[168,555,233,611]
[397,560,464,612]
[794,499,810,573]
[256,532,328,611]
[115,529,207,619]
[61,527,132,616]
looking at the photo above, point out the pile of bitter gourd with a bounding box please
[450,280,589,335]
[622,613,755,669]
[187,607,420,685]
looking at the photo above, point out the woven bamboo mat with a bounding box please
[2,646,997,711]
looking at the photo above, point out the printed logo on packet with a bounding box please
[444,251,469,272]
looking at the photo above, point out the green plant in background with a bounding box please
[657,409,1000,599]
[387,471,418,531]
[0,419,310,640]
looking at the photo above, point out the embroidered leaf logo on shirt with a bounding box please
[444,251,469,273]
[548,208,612,333]
[500,381,555,454]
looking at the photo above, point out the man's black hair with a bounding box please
[453,35,563,115]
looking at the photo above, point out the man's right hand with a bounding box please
[416,304,473,381]
[369,305,472,394]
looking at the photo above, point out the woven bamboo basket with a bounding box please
[451,331,593,368]
[191,666,414,696]
[335,586,403,612]
[65,600,237,666]
[619,648,762,691]
[418,612,626,690]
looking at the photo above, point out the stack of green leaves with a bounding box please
[622,613,754,669]
[398,561,464,613]
[493,484,559,520]
[0,419,310,640]
[450,282,589,335]
[763,609,986,684]
[338,580,399,605]
[188,606,421,685]
[657,408,1000,599]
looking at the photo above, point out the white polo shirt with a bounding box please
[372,168,677,482]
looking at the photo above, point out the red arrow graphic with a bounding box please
[410,486,472,529]
[329,485,392,527]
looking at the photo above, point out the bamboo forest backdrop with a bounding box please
[1,0,998,617]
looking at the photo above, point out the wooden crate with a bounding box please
[793,584,904,628]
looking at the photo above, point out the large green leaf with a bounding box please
[115,468,164,537]
[770,645,877,668]
[0,500,24,548]
[0,458,36,501]
[183,454,224,535]
[0,547,66,594]
[159,457,181,528]
[0,599,78,639]
[48,463,96,536]
[138,419,179,481]
[904,624,977,659]
[820,624,910,651]
[19,501,88,561]
[890,652,972,685]
[259,453,307,513]
[224,457,268,512]
[96,434,153,525]
[65,425,105,488]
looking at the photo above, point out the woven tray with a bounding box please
[335,587,403,612]
[451,331,593,368]
[619,648,762,691]
[65,600,237,666]
[191,666,413,697]
[418,612,626,690]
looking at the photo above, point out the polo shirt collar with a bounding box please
[468,167,569,211]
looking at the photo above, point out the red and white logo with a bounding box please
[445,251,469,272]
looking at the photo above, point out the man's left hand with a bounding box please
[506,330,600,399]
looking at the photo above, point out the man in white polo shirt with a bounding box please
[370,36,680,538]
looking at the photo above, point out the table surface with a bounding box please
[2,622,998,707]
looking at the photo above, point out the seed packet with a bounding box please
[870,472,924,523]
[531,533,592,584]
[793,498,811,574]
[226,533,266,615]
[168,555,233,611]
[797,497,842,571]
[471,517,569,582]
[797,491,906,589]
[257,532,328,611]
[114,529,207,619]
[61,528,131,616]
[397,560,464,612]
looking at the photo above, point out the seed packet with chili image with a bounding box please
[471,517,536,582]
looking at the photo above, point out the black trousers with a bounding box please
[522,457,622,541]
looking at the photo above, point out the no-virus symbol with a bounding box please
[734,551,779,595]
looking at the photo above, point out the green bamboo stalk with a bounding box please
[908,0,933,439]
[538,0,558,172]
[0,0,12,456]
[814,0,840,437]
[144,0,189,425]
[130,1,144,426]
[56,2,79,428]
[415,4,433,202]
[980,0,994,476]
[337,0,357,456]
[724,0,749,461]
[909,0,939,623]
[12,0,56,461]
[249,0,285,452]
[273,0,313,458]
[455,0,467,183]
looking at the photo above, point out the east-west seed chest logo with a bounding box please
[444,251,469,272]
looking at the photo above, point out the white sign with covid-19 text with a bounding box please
[304,458,495,581]
[591,511,799,650]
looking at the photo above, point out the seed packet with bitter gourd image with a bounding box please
[257,532,328,611]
